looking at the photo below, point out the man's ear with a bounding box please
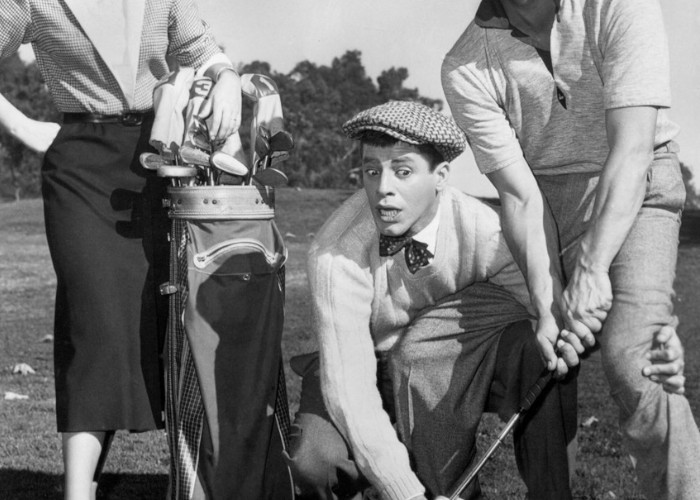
[434,161,450,191]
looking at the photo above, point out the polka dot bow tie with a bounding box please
[379,234,433,274]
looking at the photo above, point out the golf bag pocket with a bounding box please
[188,219,287,276]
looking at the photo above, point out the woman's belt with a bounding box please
[63,111,154,126]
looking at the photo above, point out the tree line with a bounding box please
[0,50,440,200]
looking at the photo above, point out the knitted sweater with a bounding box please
[307,186,530,500]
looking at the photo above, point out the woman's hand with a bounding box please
[198,69,242,142]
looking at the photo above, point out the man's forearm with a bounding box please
[495,176,564,323]
[576,151,650,272]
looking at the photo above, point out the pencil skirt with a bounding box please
[41,116,169,432]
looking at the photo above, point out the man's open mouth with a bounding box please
[377,208,400,221]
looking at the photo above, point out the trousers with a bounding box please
[287,282,577,500]
[537,143,700,500]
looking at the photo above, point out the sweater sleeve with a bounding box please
[307,239,425,500]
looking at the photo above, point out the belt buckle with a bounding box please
[121,113,143,126]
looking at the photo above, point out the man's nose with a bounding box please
[376,171,394,195]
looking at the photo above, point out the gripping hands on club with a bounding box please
[553,266,686,394]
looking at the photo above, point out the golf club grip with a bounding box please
[519,369,554,412]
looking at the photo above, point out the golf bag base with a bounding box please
[164,185,293,500]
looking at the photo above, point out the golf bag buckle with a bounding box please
[159,283,179,295]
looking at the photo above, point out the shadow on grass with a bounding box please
[680,210,700,246]
[0,469,168,500]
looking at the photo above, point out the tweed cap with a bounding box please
[342,100,467,162]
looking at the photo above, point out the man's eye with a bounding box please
[396,169,411,178]
[363,168,379,177]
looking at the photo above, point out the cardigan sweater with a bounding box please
[307,186,530,499]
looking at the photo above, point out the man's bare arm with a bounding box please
[487,161,577,375]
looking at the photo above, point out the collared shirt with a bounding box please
[0,0,224,114]
[442,0,679,176]
[308,185,530,500]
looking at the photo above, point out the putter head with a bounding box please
[269,130,294,152]
[140,152,167,170]
[179,145,211,167]
[210,150,249,177]
[253,167,288,187]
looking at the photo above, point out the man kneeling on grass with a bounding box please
[285,101,684,500]
[286,100,577,500]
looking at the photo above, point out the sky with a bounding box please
[19,0,700,196]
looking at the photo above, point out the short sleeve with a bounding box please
[442,53,527,175]
[0,0,33,60]
[598,0,671,109]
[167,0,222,70]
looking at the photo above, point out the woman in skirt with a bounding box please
[0,1,241,498]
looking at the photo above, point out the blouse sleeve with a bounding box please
[167,0,222,70]
[0,0,33,61]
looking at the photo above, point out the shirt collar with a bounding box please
[412,203,441,257]
[475,0,561,30]
[475,0,511,29]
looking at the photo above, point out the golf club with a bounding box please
[210,150,249,177]
[268,129,294,152]
[253,166,288,187]
[139,151,168,171]
[439,369,555,500]
[157,165,198,187]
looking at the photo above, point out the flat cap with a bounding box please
[342,100,467,162]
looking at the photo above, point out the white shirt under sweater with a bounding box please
[307,186,530,500]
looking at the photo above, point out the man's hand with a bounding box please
[198,69,241,142]
[642,324,686,395]
[12,118,60,153]
[561,263,612,349]
[535,316,579,378]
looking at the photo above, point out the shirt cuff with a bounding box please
[196,52,234,80]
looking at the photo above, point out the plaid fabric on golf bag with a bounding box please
[164,185,293,500]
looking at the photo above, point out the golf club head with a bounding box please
[270,151,290,166]
[253,167,288,187]
[179,145,211,167]
[139,152,167,171]
[269,130,294,152]
[191,127,212,151]
[255,129,271,158]
[210,150,249,177]
[157,164,198,186]
[156,165,198,178]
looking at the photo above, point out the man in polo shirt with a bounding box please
[285,100,579,500]
[442,0,700,498]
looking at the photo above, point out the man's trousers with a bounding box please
[286,282,577,500]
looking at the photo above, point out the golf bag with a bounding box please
[163,185,293,500]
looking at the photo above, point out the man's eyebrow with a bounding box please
[391,157,414,166]
[360,157,381,165]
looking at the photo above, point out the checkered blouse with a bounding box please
[0,0,222,114]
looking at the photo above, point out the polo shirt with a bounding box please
[442,0,679,176]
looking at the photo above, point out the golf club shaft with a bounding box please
[446,370,554,500]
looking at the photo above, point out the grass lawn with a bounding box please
[1,188,699,499]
